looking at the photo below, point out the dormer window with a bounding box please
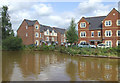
[35,25,39,29]
[117,20,120,26]
[80,22,86,28]
[105,20,112,26]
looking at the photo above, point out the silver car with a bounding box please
[97,43,110,48]
[78,42,90,48]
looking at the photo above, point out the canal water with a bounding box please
[2,51,119,81]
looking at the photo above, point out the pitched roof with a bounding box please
[24,19,37,26]
[40,24,56,33]
[85,16,106,30]
[53,27,66,34]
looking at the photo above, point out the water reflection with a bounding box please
[2,51,119,81]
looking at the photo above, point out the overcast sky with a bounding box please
[0,0,119,35]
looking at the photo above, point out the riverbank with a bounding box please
[22,45,120,59]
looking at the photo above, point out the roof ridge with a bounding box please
[85,16,106,19]
[24,19,37,22]
[54,27,66,30]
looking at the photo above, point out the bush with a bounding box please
[2,36,23,50]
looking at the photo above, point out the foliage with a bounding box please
[59,47,119,57]
[2,36,23,50]
[2,6,13,39]
[66,18,78,44]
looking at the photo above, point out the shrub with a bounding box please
[2,36,23,50]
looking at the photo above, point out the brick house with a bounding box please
[53,27,66,45]
[17,19,66,46]
[78,8,120,47]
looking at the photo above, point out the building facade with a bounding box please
[78,8,120,47]
[17,19,66,46]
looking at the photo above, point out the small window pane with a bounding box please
[118,31,120,36]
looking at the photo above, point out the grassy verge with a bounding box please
[59,46,120,57]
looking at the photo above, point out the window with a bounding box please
[105,20,112,26]
[64,34,65,37]
[40,33,41,38]
[61,38,63,42]
[47,37,49,41]
[80,22,86,28]
[117,40,120,46]
[105,41,112,47]
[52,32,54,36]
[26,33,28,37]
[91,31,94,37]
[47,31,49,35]
[98,31,101,37]
[26,26,28,29]
[35,32,39,37]
[35,25,39,29]
[105,30,112,37]
[80,32,86,37]
[35,40,39,46]
[64,39,66,42]
[117,20,120,26]
[52,37,54,41]
[117,30,120,36]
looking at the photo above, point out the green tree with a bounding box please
[66,18,78,44]
[2,36,23,50]
[2,6,13,39]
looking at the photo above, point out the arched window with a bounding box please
[35,32,39,37]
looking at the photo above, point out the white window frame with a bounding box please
[26,33,28,37]
[105,30,112,37]
[26,26,28,29]
[116,40,120,46]
[91,31,94,37]
[64,39,66,42]
[35,40,39,46]
[105,20,112,26]
[80,31,86,37]
[52,37,54,41]
[117,30,120,37]
[35,25,39,29]
[116,19,120,26]
[46,37,49,41]
[105,40,112,47]
[64,34,65,37]
[80,22,86,28]
[98,31,101,37]
[35,32,39,38]
[40,33,41,38]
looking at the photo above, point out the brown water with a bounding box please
[2,51,119,81]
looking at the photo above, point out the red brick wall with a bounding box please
[17,20,34,45]
[78,17,90,44]
[102,8,120,47]
[33,21,41,45]
[78,8,120,47]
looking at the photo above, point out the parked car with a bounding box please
[78,42,96,48]
[90,45,96,48]
[78,42,90,48]
[97,43,110,48]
